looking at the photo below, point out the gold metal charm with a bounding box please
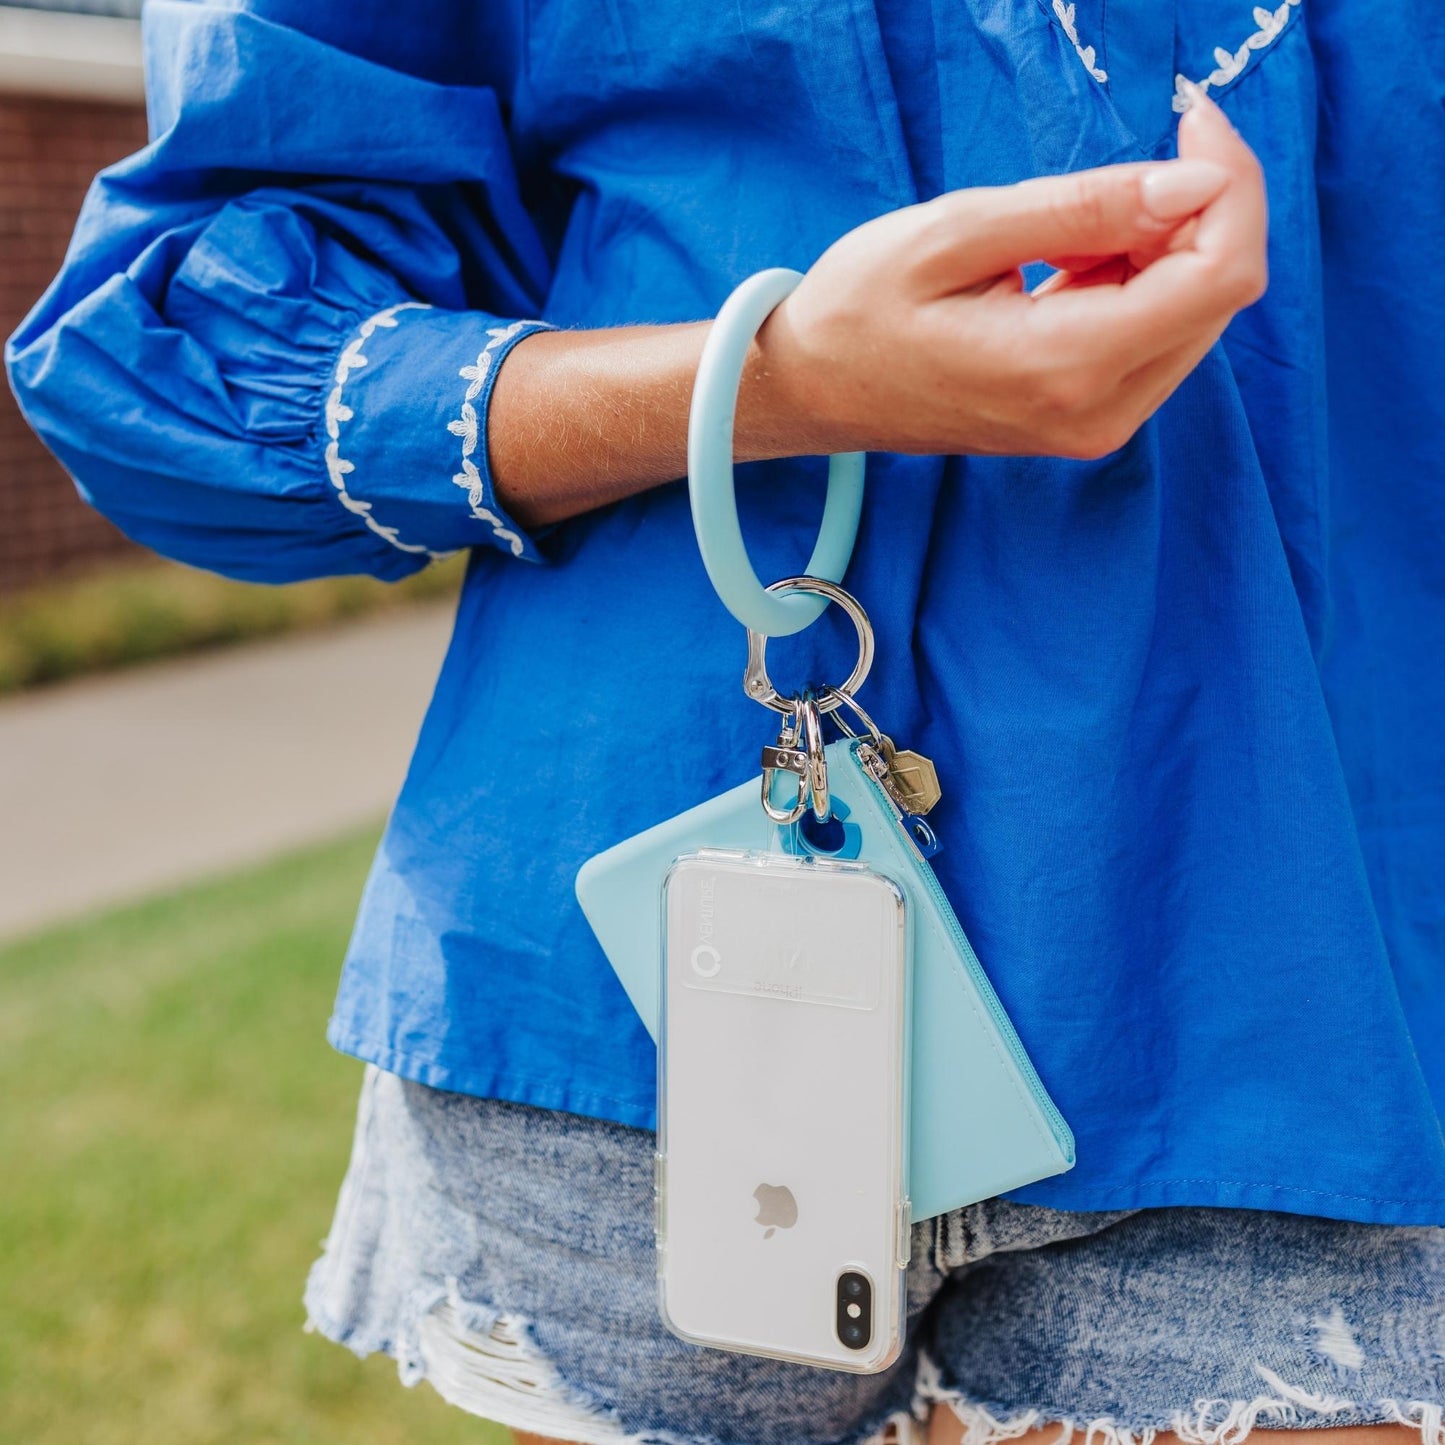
[884,748,941,816]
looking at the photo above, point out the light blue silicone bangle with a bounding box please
[687,268,865,637]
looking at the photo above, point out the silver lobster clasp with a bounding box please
[760,691,830,825]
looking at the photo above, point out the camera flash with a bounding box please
[846,1303,862,1319]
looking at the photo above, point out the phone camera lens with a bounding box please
[835,1270,873,1352]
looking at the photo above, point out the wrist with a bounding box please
[735,301,849,462]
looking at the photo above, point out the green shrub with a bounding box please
[0,555,466,695]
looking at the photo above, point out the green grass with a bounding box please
[0,829,508,1445]
[0,553,466,696]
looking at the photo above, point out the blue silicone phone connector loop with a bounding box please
[687,268,866,637]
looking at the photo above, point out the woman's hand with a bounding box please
[489,86,1265,526]
[752,85,1266,461]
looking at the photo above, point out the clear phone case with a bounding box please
[657,849,912,1372]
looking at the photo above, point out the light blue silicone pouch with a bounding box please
[576,738,1074,1221]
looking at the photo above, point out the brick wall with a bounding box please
[1,93,148,594]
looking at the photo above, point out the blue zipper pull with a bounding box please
[900,811,942,859]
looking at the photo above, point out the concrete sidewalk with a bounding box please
[0,605,456,943]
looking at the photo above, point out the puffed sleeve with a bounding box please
[5,0,555,582]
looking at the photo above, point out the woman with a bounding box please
[9,1,1444,1443]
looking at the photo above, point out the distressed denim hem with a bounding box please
[915,1351,1445,1445]
[306,1270,925,1445]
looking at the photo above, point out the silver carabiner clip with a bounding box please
[743,577,875,716]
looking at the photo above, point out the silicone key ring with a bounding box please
[687,268,866,637]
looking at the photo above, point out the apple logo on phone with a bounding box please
[753,1183,798,1239]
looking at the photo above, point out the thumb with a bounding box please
[1174,81,1269,269]
[918,159,1230,291]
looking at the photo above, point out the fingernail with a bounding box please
[1178,78,1208,111]
[1140,159,1230,220]
[1178,79,1238,136]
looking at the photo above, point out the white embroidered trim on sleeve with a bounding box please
[1053,1,1107,84]
[448,320,534,558]
[324,301,450,561]
[1171,0,1301,111]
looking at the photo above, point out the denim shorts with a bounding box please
[304,1067,1445,1445]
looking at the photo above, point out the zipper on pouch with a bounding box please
[850,741,1072,1150]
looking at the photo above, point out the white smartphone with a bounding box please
[657,849,912,1372]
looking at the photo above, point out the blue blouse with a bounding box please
[9,0,1445,1225]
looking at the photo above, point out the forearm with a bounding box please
[487,321,819,529]
[487,103,1262,532]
